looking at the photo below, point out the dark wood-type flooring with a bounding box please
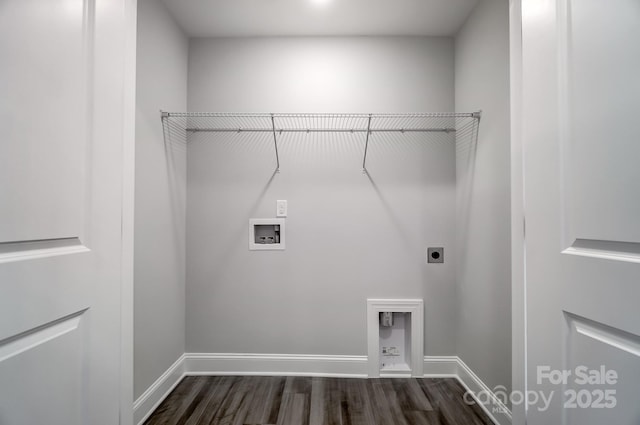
[144,376,494,425]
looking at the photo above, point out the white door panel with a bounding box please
[0,313,85,425]
[562,0,640,246]
[521,0,640,423]
[0,0,89,243]
[0,255,89,340]
[0,0,134,423]
[564,313,640,424]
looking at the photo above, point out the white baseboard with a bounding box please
[454,356,512,425]
[134,353,511,425]
[183,352,368,378]
[423,355,459,377]
[133,354,186,425]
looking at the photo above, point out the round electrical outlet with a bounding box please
[427,247,444,263]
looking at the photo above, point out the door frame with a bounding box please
[120,0,138,424]
[509,0,526,424]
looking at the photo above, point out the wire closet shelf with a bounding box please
[161,111,481,172]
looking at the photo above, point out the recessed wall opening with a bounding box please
[254,225,280,245]
[367,299,424,378]
[249,218,285,250]
[379,312,412,374]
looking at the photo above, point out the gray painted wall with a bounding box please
[455,0,512,395]
[186,37,458,356]
[134,0,188,399]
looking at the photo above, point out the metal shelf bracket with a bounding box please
[270,114,280,172]
[362,114,373,173]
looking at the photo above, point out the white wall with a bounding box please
[134,0,188,399]
[455,0,511,395]
[186,37,458,356]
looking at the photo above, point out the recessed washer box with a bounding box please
[249,218,285,251]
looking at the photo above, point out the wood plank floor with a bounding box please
[144,376,493,425]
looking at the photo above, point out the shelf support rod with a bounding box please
[160,110,170,147]
[362,114,373,173]
[271,114,280,172]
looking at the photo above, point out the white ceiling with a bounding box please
[161,0,478,37]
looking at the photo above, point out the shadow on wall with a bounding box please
[364,170,414,255]
[162,114,188,267]
[164,124,280,270]
[456,116,480,264]
[212,168,278,269]
[362,127,462,257]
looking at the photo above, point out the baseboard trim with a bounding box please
[454,356,512,425]
[422,355,459,377]
[184,352,369,378]
[133,354,186,425]
[134,353,511,425]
